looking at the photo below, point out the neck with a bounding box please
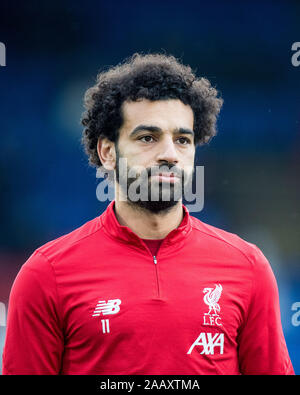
[114,191,184,240]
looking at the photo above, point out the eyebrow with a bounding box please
[130,124,195,138]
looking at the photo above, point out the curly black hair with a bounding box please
[81,53,223,167]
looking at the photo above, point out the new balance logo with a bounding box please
[92,299,121,316]
[92,299,121,334]
[187,332,224,355]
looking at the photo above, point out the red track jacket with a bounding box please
[2,200,294,374]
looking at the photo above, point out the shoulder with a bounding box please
[25,215,103,271]
[189,215,270,270]
[189,216,279,302]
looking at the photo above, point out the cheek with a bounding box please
[118,154,150,178]
[181,155,195,178]
[181,148,195,167]
[124,147,153,168]
[116,143,144,166]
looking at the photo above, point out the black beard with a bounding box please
[115,146,188,214]
[127,179,183,214]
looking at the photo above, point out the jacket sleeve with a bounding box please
[237,246,294,375]
[2,251,64,375]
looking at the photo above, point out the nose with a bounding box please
[155,135,179,164]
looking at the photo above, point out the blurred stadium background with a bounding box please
[0,0,299,374]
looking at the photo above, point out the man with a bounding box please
[2,53,294,374]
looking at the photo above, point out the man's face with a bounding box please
[115,99,195,213]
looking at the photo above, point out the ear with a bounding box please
[97,137,116,171]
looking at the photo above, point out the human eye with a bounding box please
[139,135,155,143]
[176,136,191,145]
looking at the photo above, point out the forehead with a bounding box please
[120,99,194,134]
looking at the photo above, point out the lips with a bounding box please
[150,172,180,182]
[152,172,179,177]
[157,172,177,177]
[147,166,183,182]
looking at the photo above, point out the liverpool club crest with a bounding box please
[203,284,222,326]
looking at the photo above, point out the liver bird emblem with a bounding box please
[203,284,223,315]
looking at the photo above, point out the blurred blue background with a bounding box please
[0,0,299,374]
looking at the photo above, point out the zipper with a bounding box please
[139,236,162,299]
[153,255,160,298]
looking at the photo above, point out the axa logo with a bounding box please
[187,332,224,355]
[203,283,222,327]
[92,299,121,334]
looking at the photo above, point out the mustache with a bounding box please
[146,164,183,178]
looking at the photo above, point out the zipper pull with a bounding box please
[153,255,157,265]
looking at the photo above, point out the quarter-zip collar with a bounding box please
[100,200,192,253]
